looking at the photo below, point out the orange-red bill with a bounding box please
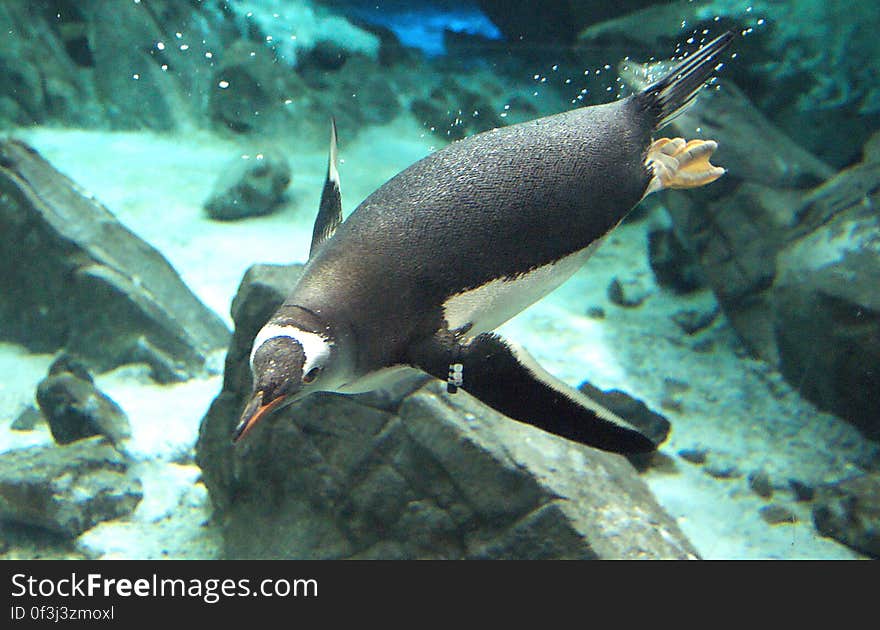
[233,393,286,443]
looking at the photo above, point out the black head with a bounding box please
[234,336,306,442]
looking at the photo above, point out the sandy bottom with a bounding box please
[1,122,873,559]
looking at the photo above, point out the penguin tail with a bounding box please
[637,31,734,130]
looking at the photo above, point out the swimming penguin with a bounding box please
[236,32,735,453]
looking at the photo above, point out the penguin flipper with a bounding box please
[409,332,661,454]
[309,118,342,260]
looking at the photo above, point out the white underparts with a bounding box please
[250,324,332,377]
[442,244,599,337]
[337,364,418,394]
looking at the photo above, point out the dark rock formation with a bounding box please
[0,1,101,128]
[0,437,142,537]
[813,473,880,558]
[11,407,43,432]
[36,357,131,446]
[671,308,718,335]
[204,149,292,221]
[297,53,402,132]
[0,0,229,130]
[0,140,229,381]
[771,162,880,440]
[759,504,796,525]
[209,39,301,135]
[478,1,655,46]
[607,275,652,308]
[411,77,505,142]
[648,228,705,293]
[581,0,879,168]
[197,262,697,559]
[577,382,670,447]
[623,72,879,440]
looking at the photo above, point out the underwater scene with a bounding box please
[0,0,878,561]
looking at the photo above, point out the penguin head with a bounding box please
[234,326,335,442]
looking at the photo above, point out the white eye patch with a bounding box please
[250,325,332,377]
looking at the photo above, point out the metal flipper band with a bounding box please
[447,363,464,394]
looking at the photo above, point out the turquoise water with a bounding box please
[0,1,878,560]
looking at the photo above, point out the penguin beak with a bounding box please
[233,391,286,443]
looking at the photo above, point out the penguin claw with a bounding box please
[645,137,725,194]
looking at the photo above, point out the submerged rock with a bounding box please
[197,263,696,560]
[204,150,292,221]
[813,473,880,558]
[36,358,131,447]
[11,407,43,432]
[0,0,222,131]
[772,162,880,440]
[0,140,229,381]
[209,39,299,135]
[577,382,670,447]
[671,308,718,336]
[759,504,797,525]
[748,470,774,499]
[607,275,652,308]
[632,74,880,440]
[0,437,142,537]
[478,1,655,46]
[583,1,878,168]
[648,228,705,294]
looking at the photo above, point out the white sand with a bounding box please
[1,121,872,559]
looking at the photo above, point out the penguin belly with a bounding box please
[441,241,600,337]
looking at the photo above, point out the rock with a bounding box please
[577,382,670,447]
[748,470,774,499]
[648,228,704,294]
[607,275,652,308]
[300,39,350,72]
[865,130,880,163]
[623,68,880,438]
[671,308,718,335]
[204,150,292,221]
[789,480,815,503]
[585,1,878,168]
[36,362,131,447]
[196,263,304,501]
[772,162,880,439]
[0,437,142,537]
[48,354,93,382]
[410,77,504,142]
[759,504,797,525]
[81,0,193,130]
[664,81,834,191]
[11,407,43,432]
[0,2,102,128]
[477,1,655,46]
[0,140,229,381]
[209,39,301,135]
[678,448,707,465]
[813,473,880,558]
[0,0,223,131]
[197,263,697,560]
[703,453,741,480]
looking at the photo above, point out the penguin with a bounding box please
[236,32,735,454]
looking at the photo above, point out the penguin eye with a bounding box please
[303,367,322,384]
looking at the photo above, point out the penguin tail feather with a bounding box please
[638,31,734,130]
